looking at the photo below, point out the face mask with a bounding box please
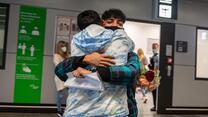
[61,47,67,52]
[152,49,158,54]
[105,26,123,31]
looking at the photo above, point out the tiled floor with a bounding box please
[0,90,208,117]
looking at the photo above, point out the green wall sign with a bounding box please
[14,6,46,103]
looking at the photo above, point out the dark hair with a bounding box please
[152,43,159,49]
[77,10,101,30]
[102,9,126,23]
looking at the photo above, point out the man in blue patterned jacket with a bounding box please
[55,52,140,117]
[55,9,140,117]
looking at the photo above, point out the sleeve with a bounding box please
[148,57,154,70]
[53,54,62,66]
[55,56,87,81]
[143,56,148,66]
[154,55,159,70]
[97,52,140,86]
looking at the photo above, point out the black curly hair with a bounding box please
[102,9,126,23]
[77,10,101,30]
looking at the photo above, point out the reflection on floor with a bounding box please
[136,88,156,117]
[0,89,208,117]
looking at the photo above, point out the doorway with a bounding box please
[124,20,161,115]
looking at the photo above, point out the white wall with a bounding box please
[172,24,208,107]
[124,21,160,59]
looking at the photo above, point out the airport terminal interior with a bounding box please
[1,0,208,117]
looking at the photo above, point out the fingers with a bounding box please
[99,61,113,67]
[72,71,82,78]
[77,67,92,74]
[100,58,116,66]
[84,52,116,67]
[75,74,83,78]
[95,63,106,67]
[100,55,116,65]
[101,54,115,59]
[104,58,116,65]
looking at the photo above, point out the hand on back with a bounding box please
[84,52,115,67]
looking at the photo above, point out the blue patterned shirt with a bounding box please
[72,24,134,65]
[55,52,140,117]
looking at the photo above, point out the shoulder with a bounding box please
[142,56,147,60]
[86,24,104,30]
[54,53,59,58]
[85,24,108,36]
[54,54,63,59]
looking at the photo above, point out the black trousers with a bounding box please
[152,89,157,107]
